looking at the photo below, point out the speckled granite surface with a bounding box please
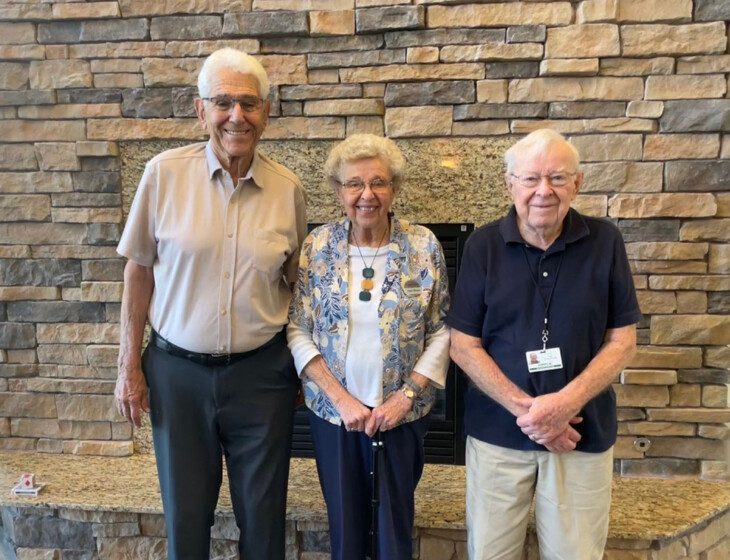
[0,452,727,541]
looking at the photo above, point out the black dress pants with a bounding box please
[142,331,299,560]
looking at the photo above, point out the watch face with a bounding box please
[401,385,416,399]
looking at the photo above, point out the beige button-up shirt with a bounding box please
[118,142,307,353]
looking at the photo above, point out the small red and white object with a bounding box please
[11,473,44,497]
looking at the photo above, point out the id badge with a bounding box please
[526,347,563,373]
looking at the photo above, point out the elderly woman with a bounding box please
[287,134,450,559]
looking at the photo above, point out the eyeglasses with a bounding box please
[337,178,393,193]
[201,95,265,113]
[509,172,577,189]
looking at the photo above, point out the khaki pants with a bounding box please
[466,436,613,560]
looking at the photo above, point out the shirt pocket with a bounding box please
[252,230,290,278]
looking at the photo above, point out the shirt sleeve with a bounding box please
[446,233,488,338]
[117,161,158,267]
[413,324,450,389]
[284,182,308,286]
[287,231,317,375]
[607,229,643,329]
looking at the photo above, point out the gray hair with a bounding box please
[324,134,406,190]
[197,48,270,99]
[504,128,581,173]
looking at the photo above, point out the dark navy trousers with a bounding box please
[142,331,299,560]
[308,410,429,560]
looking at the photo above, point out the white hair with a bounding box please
[197,48,270,99]
[324,134,406,190]
[504,128,581,173]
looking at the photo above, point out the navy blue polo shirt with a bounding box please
[447,207,641,453]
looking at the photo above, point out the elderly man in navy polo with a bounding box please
[448,129,641,560]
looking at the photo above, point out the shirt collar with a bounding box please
[499,206,589,252]
[204,141,259,187]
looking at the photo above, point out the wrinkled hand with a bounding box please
[514,393,580,443]
[365,390,412,437]
[542,423,582,454]
[336,393,371,433]
[114,366,149,428]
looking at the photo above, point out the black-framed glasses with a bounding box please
[201,95,265,113]
[337,178,393,193]
[509,172,577,189]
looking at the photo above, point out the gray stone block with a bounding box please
[454,102,547,120]
[660,100,730,132]
[261,35,382,54]
[223,11,308,37]
[8,512,95,549]
[708,292,730,314]
[280,84,361,101]
[106,303,121,323]
[52,193,121,208]
[678,369,730,383]
[301,530,330,552]
[549,101,625,119]
[80,157,121,172]
[695,0,730,20]
[72,172,121,193]
[0,322,36,349]
[39,19,149,44]
[384,28,505,48]
[84,223,121,246]
[507,25,546,43]
[0,302,5,322]
[82,259,125,282]
[308,49,405,69]
[385,81,475,106]
[617,219,679,242]
[485,62,539,79]
[0,90,55,106]
[57,89,122,104]
[665,160,730,192]
[7,302,105,323]
[122,88,173,118]
[0,259,81,287]
[620,458,698,477]
[356,6,425,33]
[281,101,302,117]
[172,87,198,118]
[151,15,222,40]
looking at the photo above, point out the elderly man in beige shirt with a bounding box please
[115,48,307,560]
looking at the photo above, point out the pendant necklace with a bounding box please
[351,225,389,302]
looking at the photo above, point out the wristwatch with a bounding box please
[400,384,417,400]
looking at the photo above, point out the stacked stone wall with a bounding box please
[0,0,728,479]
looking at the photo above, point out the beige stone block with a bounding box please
[3,121,87,143]
[622,421,695,437]
[0,246,31,258]
[62,440,134,456]
[0,222,88,245]
[60,509,139,523]
[511,118,654,135]
[452,121,511,136]
[0,172,74,194]
[644,134,720,160]
[141,57,201,87]
[708,244,730,274]
[636,290,676,314]
[94,74,144,89]
[633,262,706,276]
[676,292,707,314]
[51,208,123,224]
[52,1,120,18]
[705,346,730,368]
[310,10,354,36]
[570,134,643,161]
[92,522,141,538]
[428,3,572,28]
[140,513,166,537]
[111,422,133,440]
[0,144,37,171]
[688,511,730,554]
[254,0,350,8]
[571,195,606,217]
[0,287,60,301]
[87,118,202,141]
[19,104,122,120]
[33,246,118,259]
[626,100,663,118]
[647,436,726,460]
[651,315,730,345]
[0,62,29,90]
[345,116,383,136]
[613,384,670,407]
[608,194,717,218]
[385,106,452,138]
[702,386,728,408]
[647,407,730,423]
[357,0,410,5]
[0,3,51,19]
[645,75,726,100]
[700,462,729,482]
[0,195,51,222]
[680,54,730,76]
[303,99,383,116]
[164,39,259,58]
[81,282,124,302]
[0,438,37,452]
[546,24,619,58]
[631,346,703,369]
[407,47,438,64]
[680,220,730,242]
[56,394,119,422]
[0,22,35,45]
[0,45,45,61]
[614,435,645,459]
[30,60,93,90]
[699,425,729,440]
[621,23,726,56]
[0,393,57,419]
[618,0,692,22]
[340,63,484,83]
[509,77,643,102]
[632,275,647,289]
[362,83,385,98]
[308,69,340,84]
[540,58,599,76]
[35,143,80,172]
[38,344,87,366]
[441,43,543,63]
[649,275,730,291]
[18,377,114,395]
[264,117,345,139]
[716,193,730,217]
[62,288,82,302]
[669,383,701,406]
[5,350,37,365]
[97,536,167,558]
[76,141,119,157]
[577,0,618,23]
[86,345,119,368]
[626,242,708,261]
[581,162,663,193]
[419,535,455,558]
[11,418,61,439]
[36,323,120,345]
[476,80,508,103]
[90,59,142,74]
[16,548,60,560]
[69,41,167,59]
[600,57,675,76]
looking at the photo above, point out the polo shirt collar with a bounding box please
[499,206,589,252]
[204,141,258,186]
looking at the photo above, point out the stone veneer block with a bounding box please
[52,1,121,19]
[38,19,149,44]
[665,160,730,191]
[303,99,384,116]
[652,315,730,345]
[62,440,133,456]
[310,10,354,36]
[600,57,675,76]
[455,103,546,120]
[545,24,619,58]
[223,11,308,37]
[428,3,572,28]
[660,100,730,132]
[581,162,663,193]
[550,101,625,118]
[636,290,677,314]
[511,118,653,135]
[677,55,730,74]
[0,62,28,90]
[406,46,439,64]
[87,119,203,141]
[452,121,510,136]
[35,143,80,172]
[626,242,708,260]
[570,134,643,161]
[261,35,383,54]
[340,63,484,83]
[29,60,92,90]
[708,244,730,274]
[384,28,505,48]
[627,101,663,118]
[694,0,730,21]
[150,16,222,41]
[0,144,37,172]
[68,41,166,59]
[476,81,509,103]
[440,43,543,62]
[621,23,726,56]
[19,104,122,120]
[385,81,475,106]
[345,116,384,136]
[385,106,452,138]
[609,193,717,218]
[645,75,726,100]
[577,0,618,22]
[56,394,119,422]
[141,58,202,87]
[163,39,260,58]
[356,6,424,32]
[618,0,692,22]
[646,437,726,461]
[0,45,45,61]
[621,369,678,385]
[540,59,599,76]
[509,77,643,102]
[643,134,720,160]
[613,384,670,407]
[506,25,546,43]
[308,49,405,69]
[0,22,35,45]
[279,84,361,100]
[36,323,119,345]
[680,219,730,242]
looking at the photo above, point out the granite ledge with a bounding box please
[0,452,728,542]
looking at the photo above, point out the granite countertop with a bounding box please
[0,452,728,541]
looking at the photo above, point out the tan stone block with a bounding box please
[716,193,730,218]
[676,292,707,314]
[645,75,726,100]
[452,121,510,136]
[310,10,354,36]
[362,83,385,98]
[476,80,508,103]
[636,290,677,314]
[511,118,654,135]
[164,39,259,58]
[0,287,60,301]
[111,421,133,440]
[509,77,643,102]
[96,536,167,558]
[308,69,340,84]
[0,22,35,45]
[3,121,87,143]
[303,99,383,116]
[69,41,167,59]
[632,275,647,289]
[577,0,618,23]
[688,511,730,554]
[5,350,37,365]
[419,535,455,558]
[649,275,730,291]
[94,74,145,89]
[407,47,438,64]
[264,117,345,139]
[614,435,645,459]
[140,513,166,537]
[441,43,542,63]
[0,246,32,258]
[18,377,114,395]
[680,220,730,243]
[427,3,572,27]
[11,418,61,438]
[0,417,8,436]
[0,4,51,19]
[254,0,350,8]
[708,244,730,274]
[539,58,599,76]
[32,246,118,259]
[340,63,484,83]
[699,425,729,440]
[669,383,701,406]
[52,208,123,224]
[16,548,60,560]
[622,421,695,437]
[87,118,202,141]
[345,116,383,136]
[81,282,124,302]
[581,162,663,193]
[618,0,692,22]
[644,134,720,160]
[0,144,37,171]
[621,23,726,56]
[0,63,29,90]
[600,57,675,76]
[647,436,726,460]
[546,24,619,58]
[628,242,708,261]
[76,141,120,157]
[62,440,134,456]
[633,260,707,274]
[0,393,57,418]
[141,57,201,87]
[678,55,730,75]
[651,315,730,345]
[36,323,120,345]
[0,171,74,194]
[62,288,82,302]
[0,222,89,245]
[0,438,38,452]
[38,344,87,366]
[86,345,119,368]
[700,461,729,482]
[89,59,142,74]
[631,346,703,369]
[705,346,730,368]
[613,384,670,407]
[29,60,93,90]
[571,194,606,217]
[19,104,122,120]
[626,101,663,118]
[0,195,51,222]
[385,106,452,138]
[0,45,45,61]
[702,385,728,408]
[44,45,68,60]
[35,143,80,172]
[52,1,120,18]
[608,194,717,218]
[570,134,643,161]
[56,394,119,422]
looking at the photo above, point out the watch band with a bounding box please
[403,376,424,396]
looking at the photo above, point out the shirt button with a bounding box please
[221,309,227,315]
[224,272,230,279]
[220,344,227,351]
[542,271,549,277]
[227,233,233,238]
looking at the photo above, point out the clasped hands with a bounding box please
[336,390,411,437]
[513,392,582,454]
